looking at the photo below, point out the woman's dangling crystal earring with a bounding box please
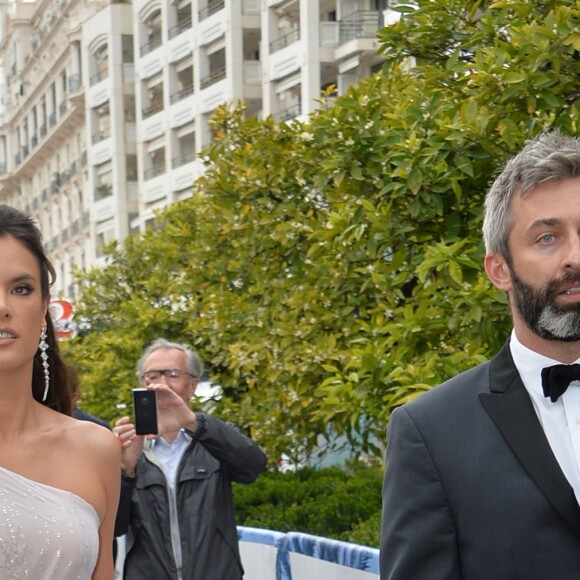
[39,328,50,402]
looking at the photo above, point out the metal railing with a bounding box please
[339,11,383,44]
[199,0,225,21]
[90,69,108,86]
[275,103,301,121]
[200,66,226,89]
[172,151,196,168]
[140,36,163,57]
[270,28,300,53]
[92,127,111,144]
[170,83,194,103]
[143,101,164,118]
[69,74,82,92]
[168,18,192,39]
[95,184,113,200]
[144,166,166,180]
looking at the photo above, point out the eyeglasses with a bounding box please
[141,369,196,382]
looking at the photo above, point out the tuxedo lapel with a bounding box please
[479,342,580,536]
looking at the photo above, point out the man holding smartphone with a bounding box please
[113,338,267,579]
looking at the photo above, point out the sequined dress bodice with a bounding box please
[0,465,99,579]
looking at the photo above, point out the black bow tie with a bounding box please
[541,364,580,402]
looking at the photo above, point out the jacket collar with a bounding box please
[479,341,580,535]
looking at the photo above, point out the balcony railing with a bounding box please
[199,0,225,21]
[144,166,166,180]
[275,103,301,121]
[270,28,300,53]
[143,101,164,118]
[95,184,113,200]
[90,69,108,86]
[242,0,260,13]
[200,66,226,89]
[92,127,111,144]
[339,11,383,44]
[172,151,196,168]
[244,61,261,85]
[168,18,192,39]
[69,74,82,92]
[170,83,194,103]
[140,35,163,57]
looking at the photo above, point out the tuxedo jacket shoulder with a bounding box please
[380,341,580,580]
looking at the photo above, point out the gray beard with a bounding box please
[536,304,580,340]
[509,265,580,342]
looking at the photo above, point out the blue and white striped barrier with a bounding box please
[238,526,379,580]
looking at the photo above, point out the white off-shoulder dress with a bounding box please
[0,465,99,579]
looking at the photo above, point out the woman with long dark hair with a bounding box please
[0,205,120,578]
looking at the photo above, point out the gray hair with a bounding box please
[483,131,580,258]
[136,338,204,379]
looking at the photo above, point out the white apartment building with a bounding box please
[0,0,389,297]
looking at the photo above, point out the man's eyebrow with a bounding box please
[528,217,563,229]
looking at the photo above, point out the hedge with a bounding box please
[233,461,382,548]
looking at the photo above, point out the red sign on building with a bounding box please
[49,299,78,340]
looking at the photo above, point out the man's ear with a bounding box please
[484,252,513,292]
[191,379,199,397]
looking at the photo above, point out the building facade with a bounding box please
[0,0,390,296]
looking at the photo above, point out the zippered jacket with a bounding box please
[115,413,267,579]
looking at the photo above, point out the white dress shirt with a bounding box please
[151,429,191,491]
[510,330,580,504]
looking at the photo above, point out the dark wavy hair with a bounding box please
[0,205,72,414]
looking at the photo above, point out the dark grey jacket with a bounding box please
[115,413,267,580]
[381,341,580,579]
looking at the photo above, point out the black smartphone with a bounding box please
[133,388,158,435]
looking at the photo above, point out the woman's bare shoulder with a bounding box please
[62,415,121,462]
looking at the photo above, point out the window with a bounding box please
[91,43,109,85]
[122,35,134,63]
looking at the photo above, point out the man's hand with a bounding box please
[147,384,198,437]
[113,416,144,477]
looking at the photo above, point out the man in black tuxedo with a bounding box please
[380,131,580,579]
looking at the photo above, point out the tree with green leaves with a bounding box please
[64,0,579,464]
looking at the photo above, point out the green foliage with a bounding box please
[63,0,579,459]
[347,509,382,548]
[233,462,383,547]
